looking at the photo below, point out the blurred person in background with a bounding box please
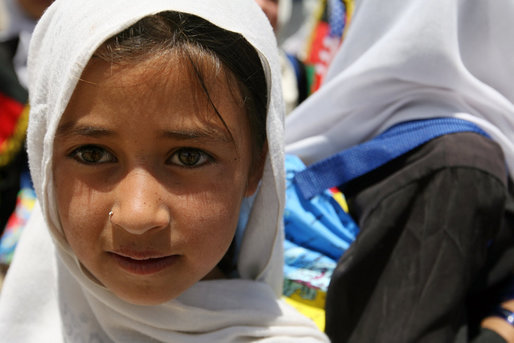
[256,0,308,115]
[286,0,514,342]
[256,0,353,115]
[0,0,53,269]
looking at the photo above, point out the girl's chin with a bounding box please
[112,287,183,306]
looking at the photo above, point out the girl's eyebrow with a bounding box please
[55,123,232,143]
[55,123,114,138]
[160,128,232,143]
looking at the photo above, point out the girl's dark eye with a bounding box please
[169,148,211,167]
[70,145,116,164]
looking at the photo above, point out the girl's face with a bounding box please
[53,54,263,305]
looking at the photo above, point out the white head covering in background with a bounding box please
[0,0,328,342]
[285,0,514,173]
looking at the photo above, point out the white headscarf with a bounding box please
[0,0,328,342]
[285,0,514,172]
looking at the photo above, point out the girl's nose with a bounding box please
[109,169,170,235]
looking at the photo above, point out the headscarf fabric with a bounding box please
[285,0,514,174]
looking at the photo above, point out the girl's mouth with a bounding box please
[109,252,179,275]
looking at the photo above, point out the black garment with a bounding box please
[0,38,27,100]
[469,328,506,343]
[325,132,514,343]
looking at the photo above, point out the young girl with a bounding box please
[0,0,329,341]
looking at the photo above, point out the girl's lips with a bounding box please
[110,253,179,275]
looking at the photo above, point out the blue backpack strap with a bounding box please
[294,117,490,199]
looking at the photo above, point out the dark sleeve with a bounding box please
[469,328,506,343]
[325,133,513,343]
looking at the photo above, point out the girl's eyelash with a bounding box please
[69,145,116,165]
[168,148,213,168]
[67,146,213,167]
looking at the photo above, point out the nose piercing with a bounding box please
[109,210,113,221]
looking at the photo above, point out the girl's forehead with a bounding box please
[58,53,248,141]
[78,53,235,106]
[84,52,218,88]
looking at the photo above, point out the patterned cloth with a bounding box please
[301,0,353,94]
[0,38,29,168]
[0,170,35,265]
[283,154,358,330]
